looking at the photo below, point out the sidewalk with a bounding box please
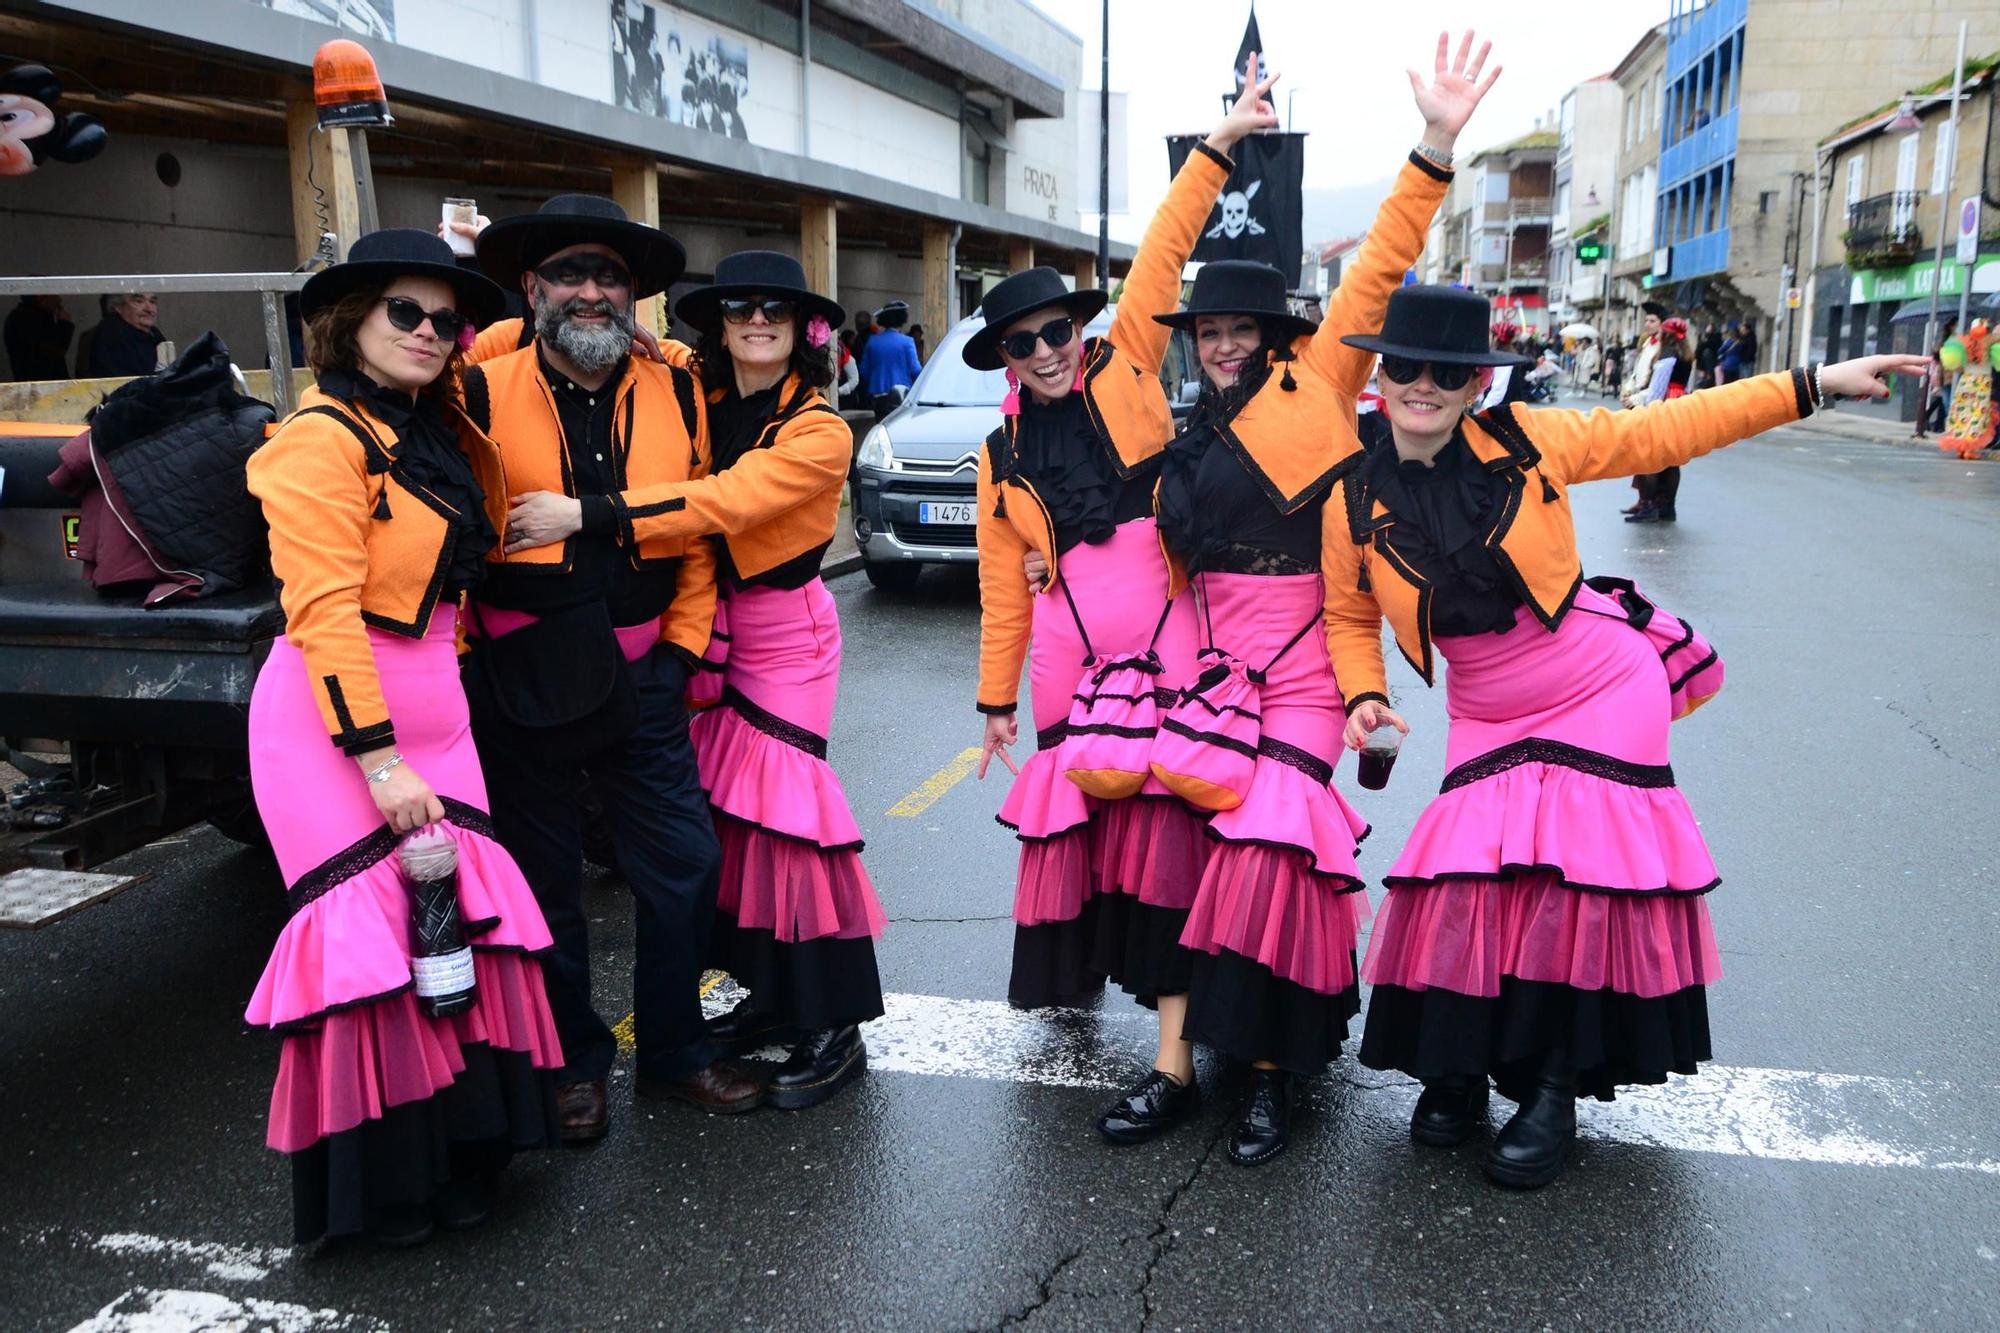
[1787,402,1997,460]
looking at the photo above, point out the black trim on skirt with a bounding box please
[1008,894,1195,1011]
[708,915,886,1030]
[286,1042,558,1245]
[1358,977,1712,1103]
[1181,948,1361,1076]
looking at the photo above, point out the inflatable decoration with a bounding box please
[0,64,107,177]
[1937,320,1998,460]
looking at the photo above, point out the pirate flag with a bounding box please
[1165,132,1306,286]
[1231,5,1267,102]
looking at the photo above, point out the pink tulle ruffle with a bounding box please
[1179,843,1370,995]
[265,950,562,1152]
[692,705,864,850]
[1013,794,1212,926]
[1362,871,1723,1000]
[246,822,554,1030]
[1204,750,1369,880]
[714,814,885,942]
[1385,762,1718,894]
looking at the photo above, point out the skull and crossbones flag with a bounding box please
[1165,130,1307,285]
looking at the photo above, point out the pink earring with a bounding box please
[1002,368,1022,416]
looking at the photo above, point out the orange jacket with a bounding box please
[246,384,509,753]
[464,345,716,658]
[973,145,1230,712]
[1322,368,1818,705]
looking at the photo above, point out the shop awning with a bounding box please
[1890,292,2000,323]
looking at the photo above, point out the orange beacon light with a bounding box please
[312,39,393,131]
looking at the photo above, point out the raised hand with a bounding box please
[1409,31,1501,146]
[1208,52,1281,155]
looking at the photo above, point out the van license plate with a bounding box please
[917,502,975,525]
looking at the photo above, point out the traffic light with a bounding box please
[1576,239,1605,265]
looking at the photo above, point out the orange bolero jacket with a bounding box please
[246,385,510,754]
[1322,368,1819,707]
[973,145,1232,713]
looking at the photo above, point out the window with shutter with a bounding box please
[1930,123,1954,196]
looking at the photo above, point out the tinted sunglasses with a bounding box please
[535,256,633,290]
[380,296,472,346]
[998,316,1075,362]
[720,297,797,325]
[1379,354,1477,391]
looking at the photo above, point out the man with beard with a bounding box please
[462,195,760,1142]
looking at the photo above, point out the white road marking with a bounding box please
[69,1287,385,1333]
[93,1233,292,1282]
[806,990,1998,1174]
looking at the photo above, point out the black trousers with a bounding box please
[472,647,720,1085]
[1634,466,1681,512]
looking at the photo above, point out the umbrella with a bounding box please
[1561,321,1599,340]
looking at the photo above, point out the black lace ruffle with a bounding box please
[1439,738,1675,794]
[286,795,498,914]
[722,685,829,759]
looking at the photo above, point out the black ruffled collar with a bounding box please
[1013,393,1125,550]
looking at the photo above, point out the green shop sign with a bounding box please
[1848,254,1996,304]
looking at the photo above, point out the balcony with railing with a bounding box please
[1669,227,1730,280]
[1667,0,1747,80]
[1475,257,1549,287]
[1843,192,1925,269]
[1660,105,1738,188]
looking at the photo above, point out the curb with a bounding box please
[1792,415,1999,460]
[820,553,865,580]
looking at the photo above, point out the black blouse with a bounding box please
[1013,392,1155,554]
[1361,417,1521,637]
[319,368,495,596]
[1156,401,1320,576]
[708,381,825,590]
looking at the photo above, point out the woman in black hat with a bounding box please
[242,229,566,1246]
[966,56,1283,1149]
[503,249,885,1107]
[1139,31,1500,1167]
[1326,283,1924,1189]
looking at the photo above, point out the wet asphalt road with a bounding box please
[3,413,1998,1331]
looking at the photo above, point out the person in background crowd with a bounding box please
[1924,317,1958,435]
[1719,319,1756,384]
[859,300,922,420]
[1332,280,1925,1190]
[462,194,747,1142]
[1572,336,1599,395]
[835,327,860,401]
[909,323,928,365]
[4,294,73,381]
[1627,316,1694,523]
[85,292,165,377]
[1695,323,1721,389]
[1600,339,1623,397]
[242,229,562,1248]
[1617,301,1669,514]
[849,308,875,374]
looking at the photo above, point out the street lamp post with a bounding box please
[1097,0,1110,289]
[1920,22,1968,377]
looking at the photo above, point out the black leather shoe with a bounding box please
[706,1003,797,1060]
[1411,1076,1490,1148]
[1623,505,1659,523]
[432,1177,493,1232]
[767,1026,867,1110]
[1484,1056,1579,1189]
[555,1079,609,1143]
[1653,507,1677,523]
[366,1203,434,1248]
[1228,1068,1293,1167]
[1096,1069,1198,1144]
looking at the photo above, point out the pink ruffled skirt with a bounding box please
[691,578,885,1028]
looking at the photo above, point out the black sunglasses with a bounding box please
[1379,354,1477,391]
[380,296,471,345]
[720,297,797,325]
[998,316,1075,362]
[535,256,633,290]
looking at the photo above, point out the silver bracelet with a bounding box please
[364,751,404,785]
[1811,362,1826,409]
[1413,140,1453,168]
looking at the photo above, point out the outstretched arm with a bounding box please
[1106,52,1282,374]
[1301,31,1501,398]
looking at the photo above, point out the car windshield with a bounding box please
[912,314,1115,406]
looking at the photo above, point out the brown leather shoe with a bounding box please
[637,1061,765,1114]
[555,1078,609,1143]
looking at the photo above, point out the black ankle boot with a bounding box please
[1484,1053,1578,1189]
[767,1026,867,1110]
[1096,1069,1198,1144]
[1227,1068,1293,1167]
[705,1003,797,1060]
[1410,1075,1490,1148]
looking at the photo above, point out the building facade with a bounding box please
[1432,130,1558,334]
[1549,76,1624,326]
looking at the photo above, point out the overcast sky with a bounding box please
[1030,1,1664,243]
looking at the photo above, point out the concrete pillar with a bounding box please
[921,222,954,354]
[611,157,664,333]
[286,92,361,264]
[1074,252,1097,292]
[1007,238,1036,274]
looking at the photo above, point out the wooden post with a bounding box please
[1074,252,1097,292]
[611,156,664,334]
[286,92,361,265]
[1007,237,1035,274]
[799,194,838,308]
[921,222,954,355]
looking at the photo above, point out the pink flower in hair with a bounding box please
[806,315,832,348]
[456,323,477,352]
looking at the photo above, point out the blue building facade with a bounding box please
[1656,0,1747,281]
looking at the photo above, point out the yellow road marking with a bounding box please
[887,747,983,817]
[613,970,727,1055]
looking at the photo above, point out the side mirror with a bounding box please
[1176,379,1200,407]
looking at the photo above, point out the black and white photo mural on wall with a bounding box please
[253,0,395,41]
[612,0,750,140]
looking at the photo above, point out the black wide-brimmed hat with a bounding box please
[674,250,843,334]
[962,267,1107,371]
[299,227,507,326]
[1153,260,1315,345]
[476,194,687,299]
[1339,285,1533,368]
